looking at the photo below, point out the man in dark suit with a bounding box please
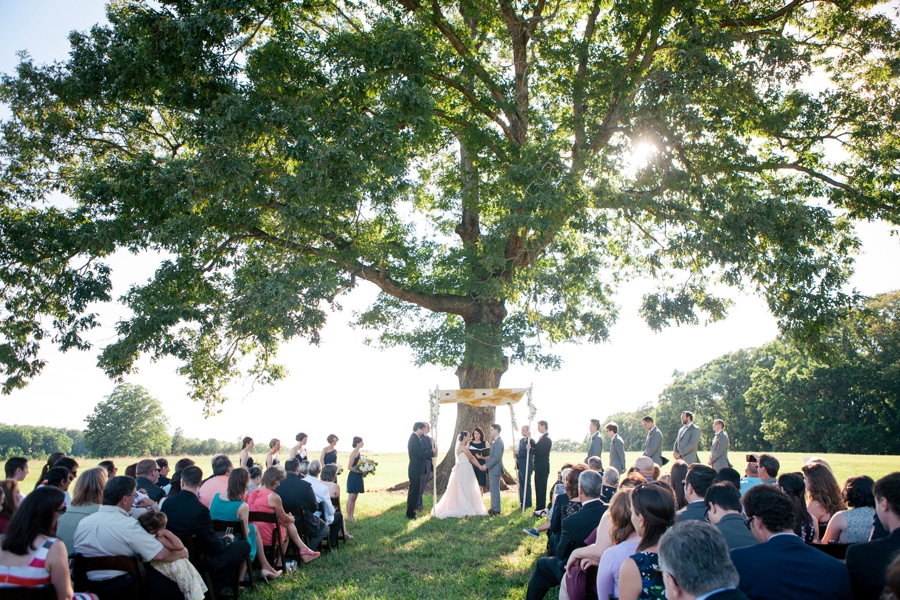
[658,521,749,600]
[531,420,552,513]
[678,464,717,523]
[135,458,165,503]
[416,422,436,511]
[731,484,851,600]
[161,465,251,596]
[277,458,327,550]
[845,471,900,600]
[525,470,607,600]
[705,482,758,550]
[513,425,535,509]
[407,422,431,519]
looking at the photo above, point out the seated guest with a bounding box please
[523,466,580,541]
[97,460,116,478]
[0,487,97,600]
[320,464,353,540]
[845,472,900,600]
[304,460,344,550]
[677,464,717,522]
[658,521,748,600]
[156,459,171,487]
[248,467,320,563]
[276,458,327,551]
[618,482,677,600]
[168,458,196,495]
[601,466,619,503]
[57,467,107,555]
[197,455,232,508]
[756,454,778,485]
[802,460,845,536]
[739,458,762,497]
[524,470,607,600]
[548,465,587,556]
[137,510,207,599]
[0,479,22,533]
[887,554,900,600]
[822,475,876,545]
[74,475,187,597]
[124,463,138,479]
[208,468,281,580]
[39,467,73,505]
[135,459,165,503]
[704,482,758,550]
[777,472,817,543]
[717,467,742,490]
[248,466,262,493]
[633,456,655,482]
[670,460,689,509]
[4,457,28,501]
[160,465,251,596]
[594,488,641,600]
[55,458,78,480]
[587,456,604,474]
[731,484,851,600]
[33,453,66,491]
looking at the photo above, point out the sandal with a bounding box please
[261,569,282,581]
[300,548,320,563]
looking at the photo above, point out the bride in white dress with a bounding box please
[433,431,489,519]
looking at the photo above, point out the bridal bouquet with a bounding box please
[358,456,378,476]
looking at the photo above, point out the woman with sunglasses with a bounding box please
[0,486,97,599]
[618,482,677,600]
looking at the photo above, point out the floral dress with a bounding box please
[631,551,666,599]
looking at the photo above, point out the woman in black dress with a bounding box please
[469,427,488,494]
[346,436,365,522]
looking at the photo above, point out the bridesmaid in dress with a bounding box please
[469,427,488,494]
[239,437,255,470]
[346,437,365,522]
[265,439,281,469]
[288,433,308,462]
[320,434,339,466]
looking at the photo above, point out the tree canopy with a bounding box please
[1,0,898,456]
[83,383,171,457]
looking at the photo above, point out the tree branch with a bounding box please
[719,0,810,28]
[353,264,475,316]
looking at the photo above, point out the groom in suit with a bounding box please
[407,422,431,519]
[486,424,504,516]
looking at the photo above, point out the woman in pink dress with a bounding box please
[247,467,320,564]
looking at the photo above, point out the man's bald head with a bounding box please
[634,456,655,479]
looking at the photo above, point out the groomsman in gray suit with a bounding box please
[642,416,663,465]
[673,410,701,464]
[585,419,603,462]
[708,419,731,471]
[606,422,626,473]
[486,424,505,516]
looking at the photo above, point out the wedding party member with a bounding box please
[416,423,437,512]
[708,419,731,471]
[514,425,535,509]
[470,427,489,494]
[289,432,308,462]
[320,434,339,466]
[672,411,700,465]
[486,424,505,517]
[239,437,255,470]
[657,521,748,600]
[617,482,677,600]
[606,423,626,474]
[642,416,663,466]
[802,460,845,537]
[57,467,106,555]
[320,464,353,540]
[586,420,603,463]
[265,439,281,468]
[821,475,876,544]
[346,436,365,521]
[703,482,758,550]
[532,421,552,514]
[247,467,320,563]
[432,432,488,519]
[778,473,817,543]
[845,472,900,600]
[406,422,432,519]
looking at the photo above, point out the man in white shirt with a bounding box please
[304,460,343,549]
[658,521,748,600]
[74,475,187,597]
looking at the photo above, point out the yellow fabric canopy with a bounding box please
[437,388,530,407]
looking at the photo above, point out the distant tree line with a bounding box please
[604,291,900,455]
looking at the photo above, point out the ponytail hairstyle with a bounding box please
[242,437,253,450]
[33,452,66,490]
[458,431,469,442]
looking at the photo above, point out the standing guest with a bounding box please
[514,425,535,510]
[672,411,700,465]
[670,460,689,510]
[617,482,678,600]
[56,468,107,555]
[161,466,252,596]
[0,487,98,600]
[346,436,366,521]
[320,435,339,466]
[756,454,779,485]
[593,488,641,600]
[406,422,430,519]
[822,475,876,545]
[266,439,282,469]
[657,521,748,600]
[239,437,255,470]
[642,416,664,466]
[197,455,233,509]
[586,420,603,463]
[135,459,165,503]
[486,424,505,517]
[74,476,187,597]
[532,420,553,515]
[708,419,731,471]
[469,427,489,495]
[247,466,262,493]
[168,458,196,496]
[33,453,66,491]
[845,472,900,600]
[273,460,327,551]
[739,457,762,496]
[4,458,28,501]
[606,423,626,474]
[156,459,171,487]
[288,433,308,462]
[320,464,353,540]
[304,460,344,549]
[677,464,717,523]
[97,461,116,478]
[731,484,851,600]
[704,482,758,550]
[417,423,437,512]
[777,472,817,543]
[0,480,22,534]
[802,461,845,537]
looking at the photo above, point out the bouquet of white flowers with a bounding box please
[358,456,378,476]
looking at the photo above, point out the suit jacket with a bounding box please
[516,438,535,472]
[676,500,707,523]
[715,513,759,550]
[408,432,431,478]
[135,477,165,503]
[609,434,626,473]
[674,422,701,464]
[532,433,552,470]
[585,432,603,462]
[731,533,852,600]
[421,435,434,472]
[709,430,731,470]
[486,437,504,475]
[643,426,663,465]
[160,490,232,566]
[555,499,607,564]
[845,527,900,600]
[275,472,318,516]
[706,590,750,600]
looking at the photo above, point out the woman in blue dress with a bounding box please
[618,482,676,600]
[320,434,339,466]
[346,436,365,521]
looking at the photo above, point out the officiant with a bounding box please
[470,427,489,495]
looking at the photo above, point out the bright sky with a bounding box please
[2,1,899,454]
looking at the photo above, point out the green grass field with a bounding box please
[16,450,899,599]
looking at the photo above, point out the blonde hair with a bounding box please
[71,467,108,507]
